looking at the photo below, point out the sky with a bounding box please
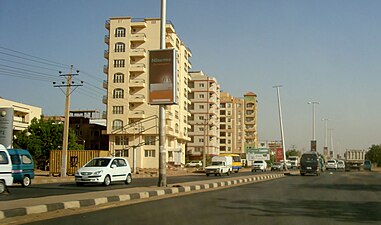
[1,0,381,155]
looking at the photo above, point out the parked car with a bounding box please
[251,160,267,172]
[75,157,132,186]
[0,144,13,194]
[326,160,338,170]
[186,160,202,167]
[271,162,284,171]
[363,160,372,171]
[337,160,345,170]
[8,148,34,187]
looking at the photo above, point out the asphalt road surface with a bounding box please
[24,171,381,225]
[2,171,257,201]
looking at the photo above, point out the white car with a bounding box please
[75,157,132,186]
[337,160,345,170]
[251,160,267,172]
[326,160,338,170]
[186,160,202,167]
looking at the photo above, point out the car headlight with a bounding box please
[93,170,103,175]
[75,171,80,176]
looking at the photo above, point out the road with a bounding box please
[2,171,257,201]
[24,171,381,225]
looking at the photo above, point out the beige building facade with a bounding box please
[219,92,245,154]
[244,92,259,151]
[188,71,220,159]
[104,17,192,169]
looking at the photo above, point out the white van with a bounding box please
[0,144,13,194]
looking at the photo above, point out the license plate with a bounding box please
[307,167,312,169]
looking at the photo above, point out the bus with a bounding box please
[219,153,242,173]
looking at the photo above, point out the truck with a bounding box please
[344,149,366,171]
[205,156,232,176]
[287,156,300,169]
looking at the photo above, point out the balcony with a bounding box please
[102,111,107,119]
[129,79,145,88]
[166,23,175,33]
[104,35,109,44]
[103,80,108,89]
[131,18,147,28]
[129,94,145,103]
[104,50,109,59]
[105,20,110,30]
[103,65,108,74]
[166,35,175,47]
[129,110,145,119]
[130,48,146,57]
[102,95,107,104]
[130,33,146,42]
[130,63,146,72]
[166,111,173,120]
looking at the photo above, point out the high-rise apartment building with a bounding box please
[219,92,245,154]
[103,17,192,169]
[244,92,258,151]
[188,71,220,159]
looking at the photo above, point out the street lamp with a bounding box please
[273,85,287,171]
[308,101,319,151]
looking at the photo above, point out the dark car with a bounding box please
[363,160,372,171]
[300,152,321,176]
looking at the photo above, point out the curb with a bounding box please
[0,173,284,220]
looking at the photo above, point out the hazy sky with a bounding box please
[1,0,381,155]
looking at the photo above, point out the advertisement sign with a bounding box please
[247,148,270,161]
[311,140,317,152]
[276,148,284,162]
[0,108,14,148]
[148,49,177,105]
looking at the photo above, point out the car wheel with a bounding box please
[22,176,31,187]
[206,173,210,177]
[125,174,132,184]
[103,175,111,186]
[0,181,6,194]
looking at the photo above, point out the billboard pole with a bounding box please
[158,0,167,187]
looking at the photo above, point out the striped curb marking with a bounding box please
[0,173,284,220]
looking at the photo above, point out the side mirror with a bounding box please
[111,164,117,169]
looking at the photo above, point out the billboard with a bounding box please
[276,148,284,162]
[0,108,14,148]
[148,49,177,105]
[247,148,270,161]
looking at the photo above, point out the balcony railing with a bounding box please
[130,63,145,72]
[129,79,145,88]
[105,20,110,29]
[129,94,145,103]
[104,35,109,44]
[103,65,108,74]
[102,95,107,104]
[104,50,109,59]
[129,110,145,119]
[103,80,108,89]
[130,33,146,42]
[130,48,146,57]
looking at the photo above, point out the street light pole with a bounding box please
[273,85,287,171]
[322,118,329,158]
[308,101,319,151]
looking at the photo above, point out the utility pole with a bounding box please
[158,0,167,187]
[322,118,329,158]
[53,65,82,177]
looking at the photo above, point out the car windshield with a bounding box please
[85,158,111,167]
[254,161,263,164]
[211,162,223,166]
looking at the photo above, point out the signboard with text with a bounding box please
[148,49,177,105]
[0,108,14,148]
[276,148,284,162]
[247,148,270,161]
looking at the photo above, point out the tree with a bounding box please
[286,149,301,158]
[366,144,381,166]
[13,117,83,163]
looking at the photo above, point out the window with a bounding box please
[22,155,32,164]
[199,83,204,88]
[175,123,179,133]
[112,106,124,114]
[145,150,155,157]
[114,59,125,68]
[112,120,123,130]
[115,27,126,37]
[0,152,8,164]
[115,42,125,52]
[199,116,205,120]
[199,138,204,143]
[113,73,124,83]
[200,94,205,99]
[113,88,124,98]
[115,149,129,157]
[115,135,128,145]
[145,136,156,145]
[199,105,204,109]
